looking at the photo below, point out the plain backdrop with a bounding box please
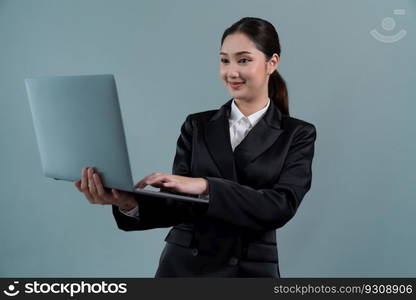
[0,0,415,277]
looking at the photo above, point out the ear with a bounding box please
[268,54,280,75]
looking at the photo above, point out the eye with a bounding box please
[239,58,250,64]
[220,58,251,64]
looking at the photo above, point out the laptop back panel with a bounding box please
[25,74,135,192]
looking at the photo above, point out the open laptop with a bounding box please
[24,74,208,204]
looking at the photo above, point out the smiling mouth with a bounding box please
[229,81,245,88]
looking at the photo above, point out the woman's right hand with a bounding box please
[74,167,138,212]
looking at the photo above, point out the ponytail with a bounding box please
[268,70,289,116]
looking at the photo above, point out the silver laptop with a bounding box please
[25,74,208,204]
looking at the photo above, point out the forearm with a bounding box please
[203,176,309,232]
[112,194,207,231]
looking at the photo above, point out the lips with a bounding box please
[229,81,245,88]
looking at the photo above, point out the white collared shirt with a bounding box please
[229,98,270,151]
[120,97,271,219]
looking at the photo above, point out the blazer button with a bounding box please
[229,257,239,266]
[191,248,199,256]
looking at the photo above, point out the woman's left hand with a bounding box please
[134,172,209,195]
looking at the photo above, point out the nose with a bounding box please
[221,63,242,82]
[227,70,241,81]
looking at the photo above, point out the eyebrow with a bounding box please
[219,51,252,56]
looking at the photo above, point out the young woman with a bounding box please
[75,17,317,278]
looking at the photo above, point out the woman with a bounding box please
[75,17,317,277]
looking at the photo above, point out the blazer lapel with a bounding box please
[233,99,284,171]
[204,99,237,181]
[204,98,285,181]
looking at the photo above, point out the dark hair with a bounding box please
[220,17,289,116]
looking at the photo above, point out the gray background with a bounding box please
[1,0,415,277]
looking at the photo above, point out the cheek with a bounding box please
[244,65,259,76]
[243,69,260,84]
[219,69,227,80]
[250,67,267,83]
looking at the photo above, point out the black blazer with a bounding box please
[112,98,317,277]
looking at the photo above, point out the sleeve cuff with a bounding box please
[118,205,140,219]
[198,193,210,200]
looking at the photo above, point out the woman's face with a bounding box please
[220,32,279,102]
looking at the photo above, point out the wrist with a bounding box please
[201,178,209,195]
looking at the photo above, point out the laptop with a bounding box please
[24,74,208,204]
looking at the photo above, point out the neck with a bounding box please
[233,96,269,116]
